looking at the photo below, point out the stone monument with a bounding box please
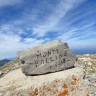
[18,40,76,75]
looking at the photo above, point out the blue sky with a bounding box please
[0,0,96,59]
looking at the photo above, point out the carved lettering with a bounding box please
[48,51,51,56]
[55,56,58,60]
[61,58,66,63]
[52,50,55,54]
[41,60,44,64]
[64,51,67,56]
[43,52,47,57]
[36,48,67,65]
[35,60,38,64]
[59,54,62,59]
[50,57,54,62]
[46,58,49,63]
[37,51,42,59]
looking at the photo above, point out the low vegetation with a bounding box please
[0,58,21,77]
[77,54,96,75]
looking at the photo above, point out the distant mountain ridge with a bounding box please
[6,57,17,60]
[0,59,11,66]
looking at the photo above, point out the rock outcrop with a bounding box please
[18,40,76,75]
[0,68,90,96]
[0,59,21,78]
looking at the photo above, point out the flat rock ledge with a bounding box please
[0,67,90,96]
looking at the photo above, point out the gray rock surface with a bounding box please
[18,40,76,75]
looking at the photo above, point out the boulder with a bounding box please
[18,40,76,75]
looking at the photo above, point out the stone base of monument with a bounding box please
[18,40,76,75]
[0,68,90,96]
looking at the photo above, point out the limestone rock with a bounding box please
[0,68,90,96]
[18,40,76,75]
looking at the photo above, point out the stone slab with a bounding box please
[0,68,90,96]
[18,40,76,75]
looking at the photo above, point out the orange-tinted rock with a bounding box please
[56,79,60,83]
[58,90,68,96]
[86,94,89,96]
[29,88,38,96]
[71,87,75,92]
[63,84,68,88]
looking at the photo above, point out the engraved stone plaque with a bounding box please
[18,40,76,75]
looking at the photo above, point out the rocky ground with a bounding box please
[76,54,96,96]
[0,58,21,77]
[0,54,96,96]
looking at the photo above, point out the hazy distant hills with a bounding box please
[71,48,96,55]
[0,59,11,66]
[6,57,17,60]
[0,57,17,66]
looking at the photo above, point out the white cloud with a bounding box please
[0,32,46,59]
[0,0,23,7]
[67,38,96,50]
[0,23,25,35]
[0,0,86,37]
[58,33,96,49]
[23,38,44,44]
[57,25,96,49]
[31,0,86,37]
